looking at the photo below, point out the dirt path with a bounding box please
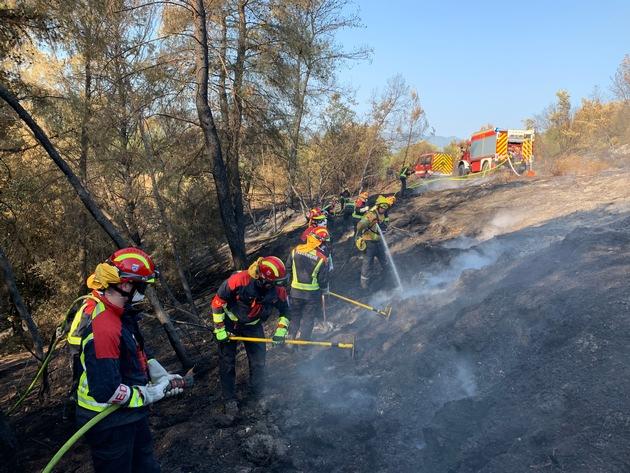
[4,169,630,472]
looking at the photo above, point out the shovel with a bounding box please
[228,335,355,359]
[327,291,392,319]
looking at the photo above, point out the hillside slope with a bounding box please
[6,169,630,473]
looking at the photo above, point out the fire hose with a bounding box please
[9,296,94,415]
[41,372,194,473]
[407,158,510,191]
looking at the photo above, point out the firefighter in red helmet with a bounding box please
[211,256,290,421]
[72,247,185,473]
[286,227,330,341]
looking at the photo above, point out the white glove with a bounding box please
[163,375,184,397]
[147,358,169,383]
[147,358,183,390]
[137,377,170,405]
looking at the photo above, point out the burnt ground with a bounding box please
[3,169,630,472]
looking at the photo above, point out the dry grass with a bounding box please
[547,154,611,177]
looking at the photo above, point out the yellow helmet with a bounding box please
[387,196,396,206]
[375,195,390,208]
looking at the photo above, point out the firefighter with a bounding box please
[355,195,392,289]
[75,247,185,473]
[352,191,370,235]
[399,164,414,197]
[322,196,343,218]
[285,227,330,341]
[340,188,354,222]
[211,256,290,418]
[299,207,328,242]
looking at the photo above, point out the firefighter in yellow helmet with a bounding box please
[355,195,392,289]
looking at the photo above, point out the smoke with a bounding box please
[453,359,477,398]
[396,240,507,304]
[478,209,532,241]
[411,175,493,194]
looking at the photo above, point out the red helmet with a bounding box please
[307,207,326,221]
[359,191,369,200]
[258,256,287,285]
[313,227,331,242]
[107,247,158,283]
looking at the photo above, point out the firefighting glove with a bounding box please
[272,316,290,345]
[147,359,183,394]
[214,326,230,343]
[164,377,185,397]
[147,358,169,383]
[136,377,170,405]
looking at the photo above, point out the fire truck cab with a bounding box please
[458,128,534,176]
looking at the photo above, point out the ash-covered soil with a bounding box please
[4,169,630,473]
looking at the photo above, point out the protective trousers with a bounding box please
[400,176,407,196]
[218,318,266,401]
[360,240,390,285]
[84,417,159,473]
[288,297,322,340]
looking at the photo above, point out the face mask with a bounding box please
[130,281,148,303]
[131,290,146,303]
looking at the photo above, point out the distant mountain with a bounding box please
[426,135,461,149]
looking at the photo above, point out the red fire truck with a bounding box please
[457,128,534,176]
[414,152,454,177]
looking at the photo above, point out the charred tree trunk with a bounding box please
[139,117,200,319]
[0,246,44,362]
[226,0,247,257]
[78,52,92,287]
[193,0,247,269]
[0,82,192,369]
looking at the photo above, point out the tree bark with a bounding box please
[139,117,200,319]
[0,246,44,361]
[78,50,92,287]
[192,0,247,269]
[0,82,192,369]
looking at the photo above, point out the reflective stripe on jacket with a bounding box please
[76,293,151,429]
[211,272,290,326]
[352,197,369,219]
[286,247,329,300]
[67,293,101,351]
[356,209,386,241]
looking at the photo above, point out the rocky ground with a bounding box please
[3,168,630,472]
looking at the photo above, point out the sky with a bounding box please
[335,0,630,138]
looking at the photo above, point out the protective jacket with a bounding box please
[299,225,318,243]
[323,200,343,217]
[211,272,289,327]
[356,209,388,242]
[67,292,100,354]
[399,166,413,178]
[285,247,329,300]
[352,197,369,220]
[76,293,152,430]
